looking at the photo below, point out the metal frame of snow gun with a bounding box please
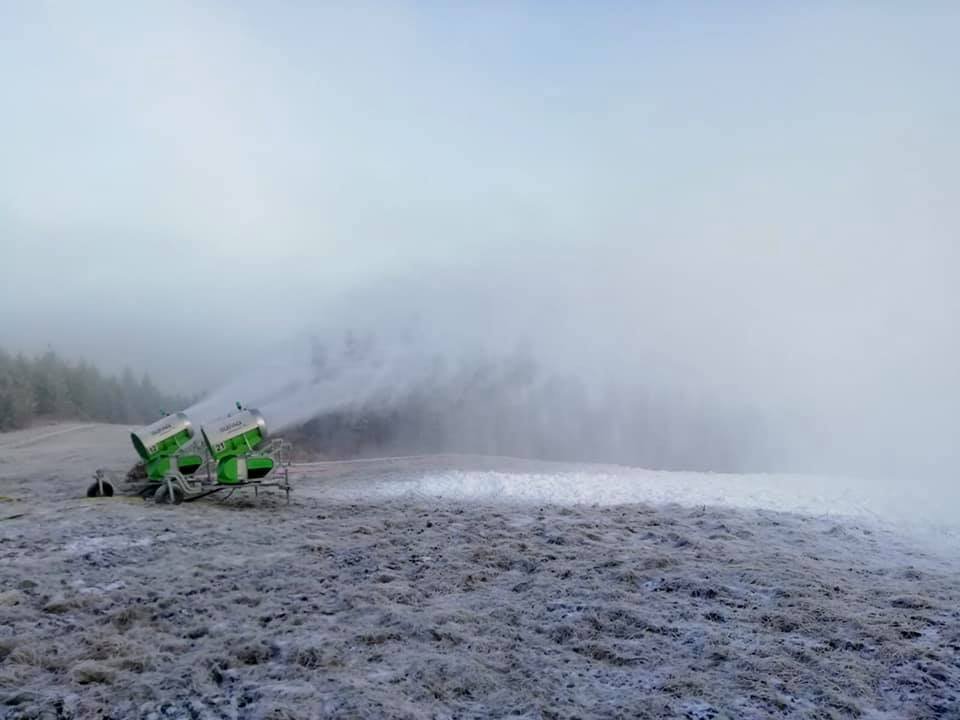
[159,436,292,504]
[91,406,292,505]
[147,406,291,505]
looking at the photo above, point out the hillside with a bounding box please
[0,424,958,719]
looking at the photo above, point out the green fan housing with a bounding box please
[132,426,193,462]
[217,455,276,484]
[202,425,265,462]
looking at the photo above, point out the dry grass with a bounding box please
[1,492,958,719]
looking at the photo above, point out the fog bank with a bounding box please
[189,242,958,480]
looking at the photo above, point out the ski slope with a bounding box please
[294,457,960,557]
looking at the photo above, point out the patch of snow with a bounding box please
[304,466,960,554]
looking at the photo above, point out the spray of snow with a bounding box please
[182,331,447,433]
[176,275,959,484]
[183,356,317,426]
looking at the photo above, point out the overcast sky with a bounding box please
[2,2,958,472]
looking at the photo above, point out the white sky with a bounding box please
[1,2,957,474]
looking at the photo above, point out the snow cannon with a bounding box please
[110,403,290,505]
[200,408,276,484]
[130,412,204,482]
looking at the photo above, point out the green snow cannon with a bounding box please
[131,412,203,481]
[200,408,275,484]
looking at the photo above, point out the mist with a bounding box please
[2,3,958,480]
[187,237,959,479]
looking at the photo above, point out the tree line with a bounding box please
[0,347,191,431]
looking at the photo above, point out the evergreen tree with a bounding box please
[32,350,73,417]
[0,346,190,431]
[0,350,35,430]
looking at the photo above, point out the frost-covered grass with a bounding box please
[2,495,958,719]
[1,425,958,719]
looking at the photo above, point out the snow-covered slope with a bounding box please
[294,457,960,556]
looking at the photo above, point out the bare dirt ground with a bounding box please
[1,424,958,719]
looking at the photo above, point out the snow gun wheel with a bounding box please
[86,480,114,498]
[153,484,184,505]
